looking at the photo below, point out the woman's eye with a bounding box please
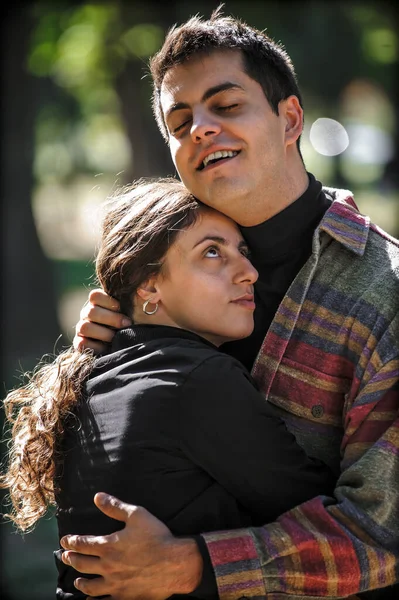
[240,247,251,259]
[204,246,221,258]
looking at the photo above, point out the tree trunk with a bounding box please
[0,7,61,599]
[115,2,177,182]
[0,8,61,386]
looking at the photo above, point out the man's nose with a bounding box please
[190,110,222,142]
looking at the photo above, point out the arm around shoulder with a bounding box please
[178,354,335,524]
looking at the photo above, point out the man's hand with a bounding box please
[73,289,132,354]
[60,492,203,600]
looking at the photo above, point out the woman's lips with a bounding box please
[231,296,255,310]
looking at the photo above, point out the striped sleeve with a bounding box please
[202,363,399,598]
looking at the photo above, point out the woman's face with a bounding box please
[137,207,258,346]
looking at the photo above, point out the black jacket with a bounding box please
[55,325,335,598]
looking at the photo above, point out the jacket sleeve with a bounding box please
[201,353,399,599]
[178,354,336,530]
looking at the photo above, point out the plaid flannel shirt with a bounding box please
[202,188,399,599]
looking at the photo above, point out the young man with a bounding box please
[60,9,399,600]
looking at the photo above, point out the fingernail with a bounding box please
[63,552,71,565]
[122,318,131,327]
[95,491,106,504]
[74,578,82,591]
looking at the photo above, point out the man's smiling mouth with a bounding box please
[198,150,239,171]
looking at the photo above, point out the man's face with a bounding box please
[160,50,298,225]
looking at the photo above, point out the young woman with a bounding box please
[1,178,335,599]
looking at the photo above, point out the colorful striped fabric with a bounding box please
[202,188,399,598]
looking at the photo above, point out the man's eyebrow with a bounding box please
[202,82,244,103]
[165,82,244,121]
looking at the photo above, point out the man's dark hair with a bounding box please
[149,4,303,150]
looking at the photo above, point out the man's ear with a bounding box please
[136,277,161,304]
[282,95,303,147]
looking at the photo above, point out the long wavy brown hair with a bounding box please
[1,177,201,531]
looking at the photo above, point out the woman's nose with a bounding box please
[233,256,258,285]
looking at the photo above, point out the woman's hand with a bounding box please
[60,493,203,600]
[73,289,132,354]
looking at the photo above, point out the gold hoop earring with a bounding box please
[142,300,159,315]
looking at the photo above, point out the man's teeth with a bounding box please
[202,150,238,168]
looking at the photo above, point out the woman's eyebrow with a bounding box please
[192,235,227,249]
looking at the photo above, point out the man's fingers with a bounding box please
[73,335,108,355]
[88,288,120,311]
[77,318,117,343]
[60,533,109,554]
[94,492,137,522]
[74,575,108,597]
[62,551,101,574]
[80,305,131,331]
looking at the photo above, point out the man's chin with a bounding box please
[196,184,244,215]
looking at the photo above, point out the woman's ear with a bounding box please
[281,95,303,147]
[136,276,161,304]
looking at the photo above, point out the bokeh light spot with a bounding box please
[309,118,349,156]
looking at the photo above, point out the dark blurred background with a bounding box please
[1,1,398,598]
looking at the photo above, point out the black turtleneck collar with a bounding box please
[239,172,328,262]
[221,172,332,371]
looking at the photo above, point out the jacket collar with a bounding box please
[319,187,370,256]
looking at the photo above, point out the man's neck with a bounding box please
[237,167,310,227]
